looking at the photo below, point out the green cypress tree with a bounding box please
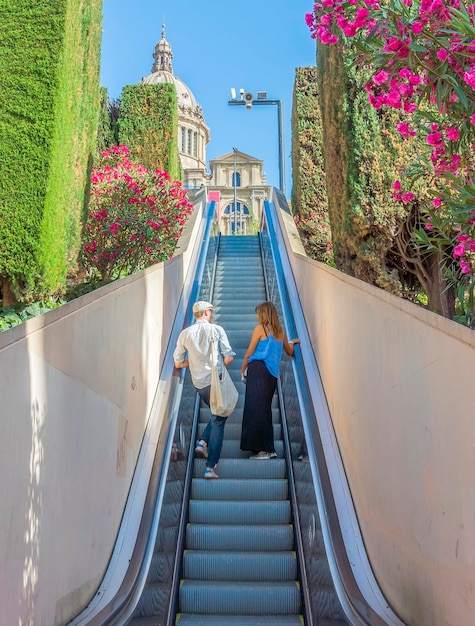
[0,0,102,304]
[118,83,182,180]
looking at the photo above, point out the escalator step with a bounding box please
[198,422,282,441]
[185,524,294,551]
[191,478,288,501]
[199,439,284,459]
[189,499,291,525]
[183,550,297,580]
[179,580,301,615]
[176,616,304,625]
[192,458,286,479]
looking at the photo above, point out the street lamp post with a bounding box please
[233,147,237,235]
[228,90,285,196]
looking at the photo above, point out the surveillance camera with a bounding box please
[239,88,245,95]
[230,87,236,100]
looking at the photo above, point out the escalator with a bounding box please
[128,235,346,625]
[70,195,404,626]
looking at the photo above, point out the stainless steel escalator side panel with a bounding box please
[68,198,219,626]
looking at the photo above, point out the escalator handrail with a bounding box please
[165,229,222,625]
[69,199,218,626]
[261,193,402,626]
[257,231,313,625]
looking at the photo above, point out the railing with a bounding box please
[261,191,404,626]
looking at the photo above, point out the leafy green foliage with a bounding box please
[0,0,102,303]
[314,41,443,303]
[292,67,333,264]
[118,84,183,181]
[0,297,66,332]
[96,87,119,152]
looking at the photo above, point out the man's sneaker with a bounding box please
[195,442,208,459]
[204,467,219,479]
[269,452,278,459]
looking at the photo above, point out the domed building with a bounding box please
[141,26,210,189]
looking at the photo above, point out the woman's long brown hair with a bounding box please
[255,301,283,338]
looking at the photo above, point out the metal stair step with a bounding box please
[179,580,301,615]
[193,458,286,479]
[185,524,294,551]
[198,422,282,441]
[191,478,288,501]
[188,499,291,525]
[175,616,305,625]
[199,439,284,459]
[183,550,297,581]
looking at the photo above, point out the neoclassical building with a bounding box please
[139,27,270,231]
[141,26,210,189]
[208,150,271,235]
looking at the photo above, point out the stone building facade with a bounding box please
[208,150,270,235]
[140,26,210,189]
[139,27,270,232]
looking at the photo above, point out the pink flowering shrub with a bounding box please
[82,145,193,281]
[307,0,475,325]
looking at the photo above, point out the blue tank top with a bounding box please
[248,335,283,378]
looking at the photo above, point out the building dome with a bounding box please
[142,71,199,111]
[140,25,210,189]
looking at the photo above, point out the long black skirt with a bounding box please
[240,360,277,453]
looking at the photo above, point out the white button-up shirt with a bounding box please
[173,319,235,389]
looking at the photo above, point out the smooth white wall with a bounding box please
[279,206,475,626]
[0,200,205,626]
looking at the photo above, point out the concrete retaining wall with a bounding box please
[279,206,475,626]
[0,200,205,626]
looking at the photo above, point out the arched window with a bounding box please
[232,172,241,187]
[193,132,198,157]
[187,129,192,155]
[223,202,250,233]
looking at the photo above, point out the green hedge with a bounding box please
[118,83,183,180]
[96,87,119,153]
[315,42,428,294]
[0,0,102,302]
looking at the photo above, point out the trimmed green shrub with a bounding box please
[0,0,102,303]
[118,83,183,180]
[291,67,333,264]
[96,87,119,152]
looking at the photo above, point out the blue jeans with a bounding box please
[196,385,227,468]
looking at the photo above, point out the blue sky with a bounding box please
[100,0,317,196]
